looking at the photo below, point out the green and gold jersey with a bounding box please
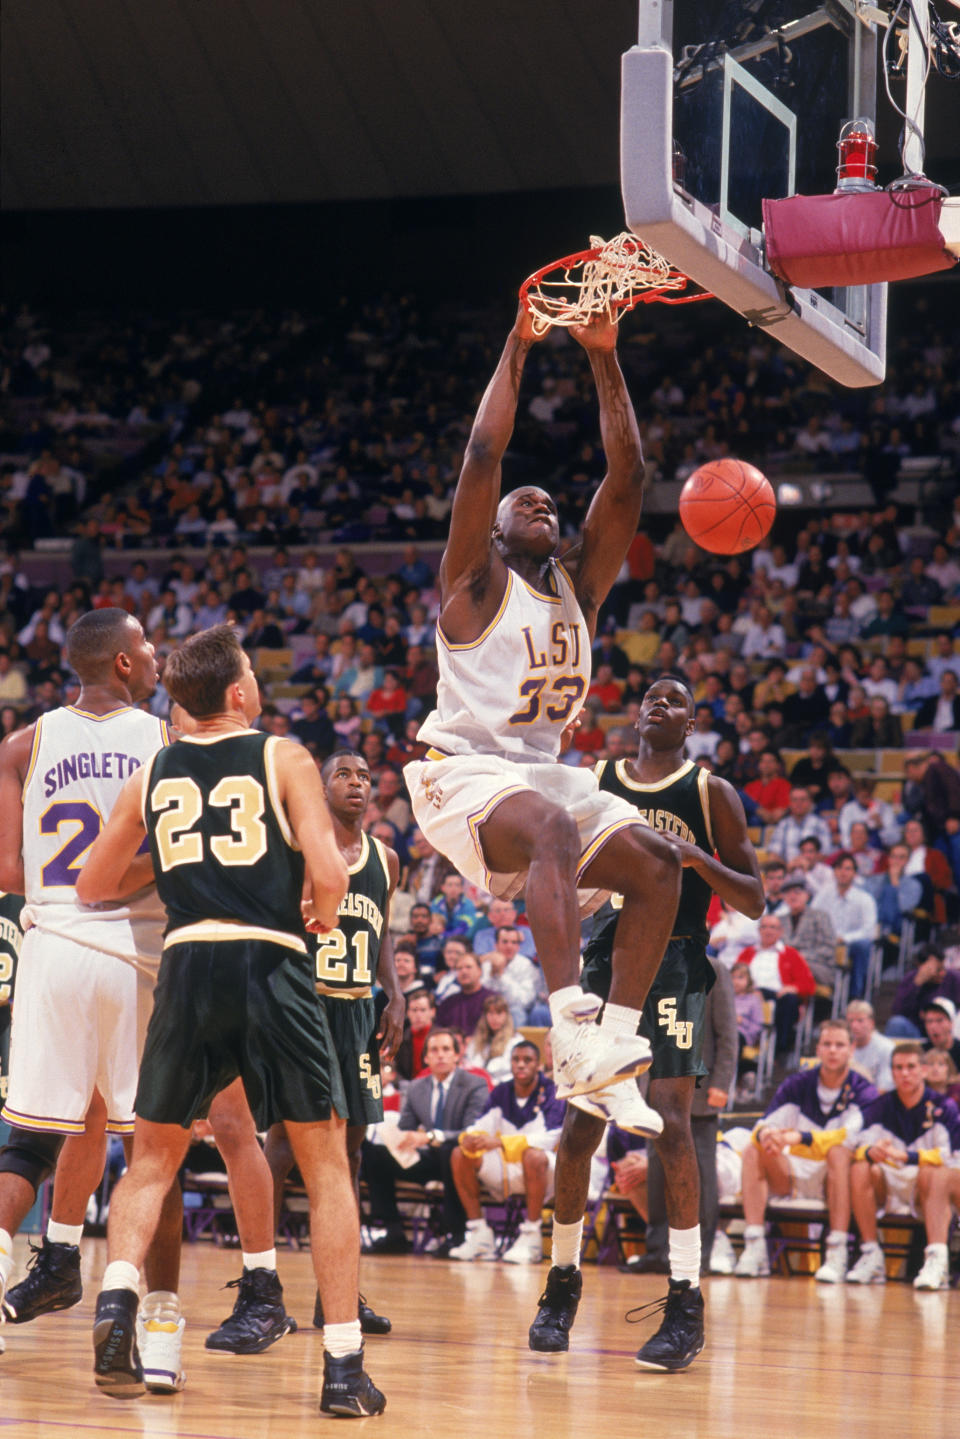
[144,731,305,942]
[595,757,714,941]
[315,832,390,996]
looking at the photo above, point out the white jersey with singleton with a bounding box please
[419,559,589,763]
[21,704,169,961]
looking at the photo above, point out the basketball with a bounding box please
[678,459,776,555]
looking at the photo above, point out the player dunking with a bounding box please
[78,625,385,1417]
[265,748,404,1338]
[529,676,762,1369]
[404,306,681,1138]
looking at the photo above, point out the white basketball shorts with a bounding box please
[2,920,158,1136]
[476,1145,556,1201]
[404,753,646,914]
[879,1161,921,1218]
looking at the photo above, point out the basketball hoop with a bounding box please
[519,232,710,336]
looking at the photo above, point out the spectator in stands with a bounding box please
[769,787,833,863]
[887,944,960,1039]
[902,817,957,925]
[846,821,886,880]
[291,633,334,685]
[290,690,335,756]
[406,903,444,974]
[430,872,479,942]
[332,695,362,747]
[392,946,425,997]
[851,695,904,749]
[927,633,960,686]
[921,998,960,1069]
[365,669,409,735]
[462,995,522,1086]
[794,835,835,898]
[777,877,837,993]
[472,898,536,959]
[846,1042,960,1290]
[839,775,901,849]
[586,661,623,713]
[788,735,840,804]
[846,1000,895,1092]
[867,840,923,962]
[476,925,541,1026]
[361,1028,487,1253]
[685,704,724,763]
[740,603,786,661]
[781,668,830,746]
[394,988,437,1082]
[447,1040,564,1265]
[732,963,765,1095]
[0,649,27,708]
[435,952,495,1036]
[733,1020,876,1281]
[735,913,815,1055]
[915,670,960,734]
[826,700,853,749]
[922,1048,960,1106]
[812,852,878,1000]
[744,749,791,824]
[817,766,856,846]
[902,752,960,890]
[569,703,606,757]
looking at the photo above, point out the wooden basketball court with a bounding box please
[2,1234,956,1437]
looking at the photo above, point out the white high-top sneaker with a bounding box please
[846,1245,886,1285]
[552,993,652,1100]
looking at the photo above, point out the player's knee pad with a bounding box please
[0,1128,65,1195]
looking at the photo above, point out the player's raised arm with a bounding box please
[0,727,32,894]
[276,742,349,932]
[439,307,543,633]
[562,313,646,636]
[76,764,154,903]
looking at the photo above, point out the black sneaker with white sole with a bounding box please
[4,1238,82,1322]
[313,1291,392,1334]
[631,1279,705,1372]
[93,1288,144,1398]
[528,1265,582,1353]
[320,1348,386,1417]
[204,1268,297,1353]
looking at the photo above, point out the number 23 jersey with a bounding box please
[418,559,589,763]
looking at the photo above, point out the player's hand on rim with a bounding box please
[569,310,618,352]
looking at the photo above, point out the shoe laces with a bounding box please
[625,1284,688,1327]
[23,1241,45,1271]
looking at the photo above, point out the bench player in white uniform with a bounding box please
[0,609,183,1375]
[847,1040,960,1291]
[404,305,682,1144]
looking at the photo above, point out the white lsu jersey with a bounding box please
[418,559,589,763]
[21,704,169,962]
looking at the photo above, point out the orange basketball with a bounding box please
[678,459,776,555]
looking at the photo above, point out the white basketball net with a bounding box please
[521,232,693,336]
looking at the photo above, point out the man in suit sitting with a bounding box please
[360,1028,488,1253]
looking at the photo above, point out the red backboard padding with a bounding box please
[763,186,957,288]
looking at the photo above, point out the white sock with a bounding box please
[242,1248,277,1272]
[466,1217,491,1234]
[549,986,585,1026]
[743,1224,765,1244]
[551,1218,583,1270]
[520,1219,540,1233]
[47,1220,83,1247]
[141,1289,181,1322]
[926,1242,948,1260]
[859,1240,881,1254]
[324,1318,362,1358]
[102,1260,140,1296]
[0,1228,14,1287]
[668,1225,701,1287]
[827,1229,848,1248]
[600,1003,642,1039]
